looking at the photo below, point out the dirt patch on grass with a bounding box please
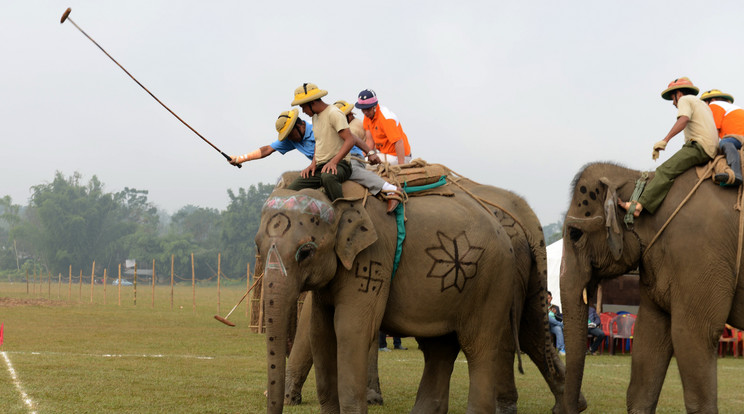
[0,297,66,307]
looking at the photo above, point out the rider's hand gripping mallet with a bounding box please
[60,8,240,168]
[214,275,263,326]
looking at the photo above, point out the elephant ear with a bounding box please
[599,177,623,260]
[335,202,378,270]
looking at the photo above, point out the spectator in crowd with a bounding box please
[587,303,606,356]
[379,331,406,351]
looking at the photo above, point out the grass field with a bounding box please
[1,282,743,413]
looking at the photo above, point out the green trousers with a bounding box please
[638,141,711,214]
[287,160,351,201]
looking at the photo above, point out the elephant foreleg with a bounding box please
[626,297,673,413]
[366,341,383,405]
[410,334,460,414]
[310,297,340,413]
[285,294,314,405]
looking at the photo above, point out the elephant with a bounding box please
[256,169,580,413]
[283,292,383,406]
[560,162,744,413]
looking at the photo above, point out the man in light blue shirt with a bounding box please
[230,109,399,201]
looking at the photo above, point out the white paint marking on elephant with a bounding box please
[2,351,37,414]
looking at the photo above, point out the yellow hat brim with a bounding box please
[661,85,699,100]
[334,101,353,115]
[702,91,734,103]
[277,109,299,141]
[291,89,328,106]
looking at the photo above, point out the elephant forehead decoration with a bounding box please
[573,184,603,217]
[425,231,485,292]
[263,194,335,223]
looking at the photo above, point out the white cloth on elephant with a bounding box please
[349,158,385,195]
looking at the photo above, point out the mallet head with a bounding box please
[60,8,71,24]
[214,315,236,327]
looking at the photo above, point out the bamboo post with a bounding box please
[133,262,138,306]
[217,253,221,315]
[32,268,36,296]
[57,273,61,299]
[90,261,95,304]
[118,264,122,306]
[103,268,107,305]
[170,254,174,309]
[68,265,72,301]
[79,269,82,301]
[151,259,155,309]
[246,262,250,317]
[47,271,51,299]
[191,253,196,313]
[258,272,265,334]
[25,269,28,294]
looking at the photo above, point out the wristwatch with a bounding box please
[367,149,378,156]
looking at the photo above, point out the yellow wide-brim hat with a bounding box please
[275,108,299,141]
[291,83,328,106]
[701,89,734,103]
[661,77,699,100]
[333,100,353,115]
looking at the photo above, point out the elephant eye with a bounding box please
[295,242,317,263]
[568,227,583,243]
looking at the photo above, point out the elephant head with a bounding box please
[254,188,377,413]
[560,163,642,412]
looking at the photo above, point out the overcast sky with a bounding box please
[3,1,744,226]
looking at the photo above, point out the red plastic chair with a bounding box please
[593,312,616,354]
[609,314,636,354]
[718,324,741,358]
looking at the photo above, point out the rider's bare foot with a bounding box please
[617,198,642,217]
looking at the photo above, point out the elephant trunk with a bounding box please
[263,244,299,414]
[560,248,591,413]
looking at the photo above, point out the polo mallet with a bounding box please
[214,274,263,326]
[59,8,241,168]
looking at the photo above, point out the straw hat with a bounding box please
[700,89,734,103]
[291,83,328,106]
[661,77,699,100]
[333,100,353,115]
[275,109,299,141]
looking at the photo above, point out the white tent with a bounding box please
[546,239,563,308]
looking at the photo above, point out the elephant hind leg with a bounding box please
[410,334,460,414]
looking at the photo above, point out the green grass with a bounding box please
[0,282,743,413]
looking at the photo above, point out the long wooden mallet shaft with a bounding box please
[214,274,263,326]
[60,8,240,168]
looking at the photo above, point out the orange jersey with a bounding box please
[709,101,744,138]
[363,106,411,157]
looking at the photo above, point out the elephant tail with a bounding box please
[511,304,524,374]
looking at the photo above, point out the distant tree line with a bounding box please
[0,171,274,282]
[0,171,567,282]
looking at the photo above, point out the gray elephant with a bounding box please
[560,162,744,413]
[256,169,579,413]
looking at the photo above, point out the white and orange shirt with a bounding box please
[363,106,411,157]
[709,101,744,139]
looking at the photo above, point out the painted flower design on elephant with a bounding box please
[425,231,485,292]
[262,195,335,223]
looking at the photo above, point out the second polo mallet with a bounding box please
[60,8,240,168]
[214,274,263,327]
